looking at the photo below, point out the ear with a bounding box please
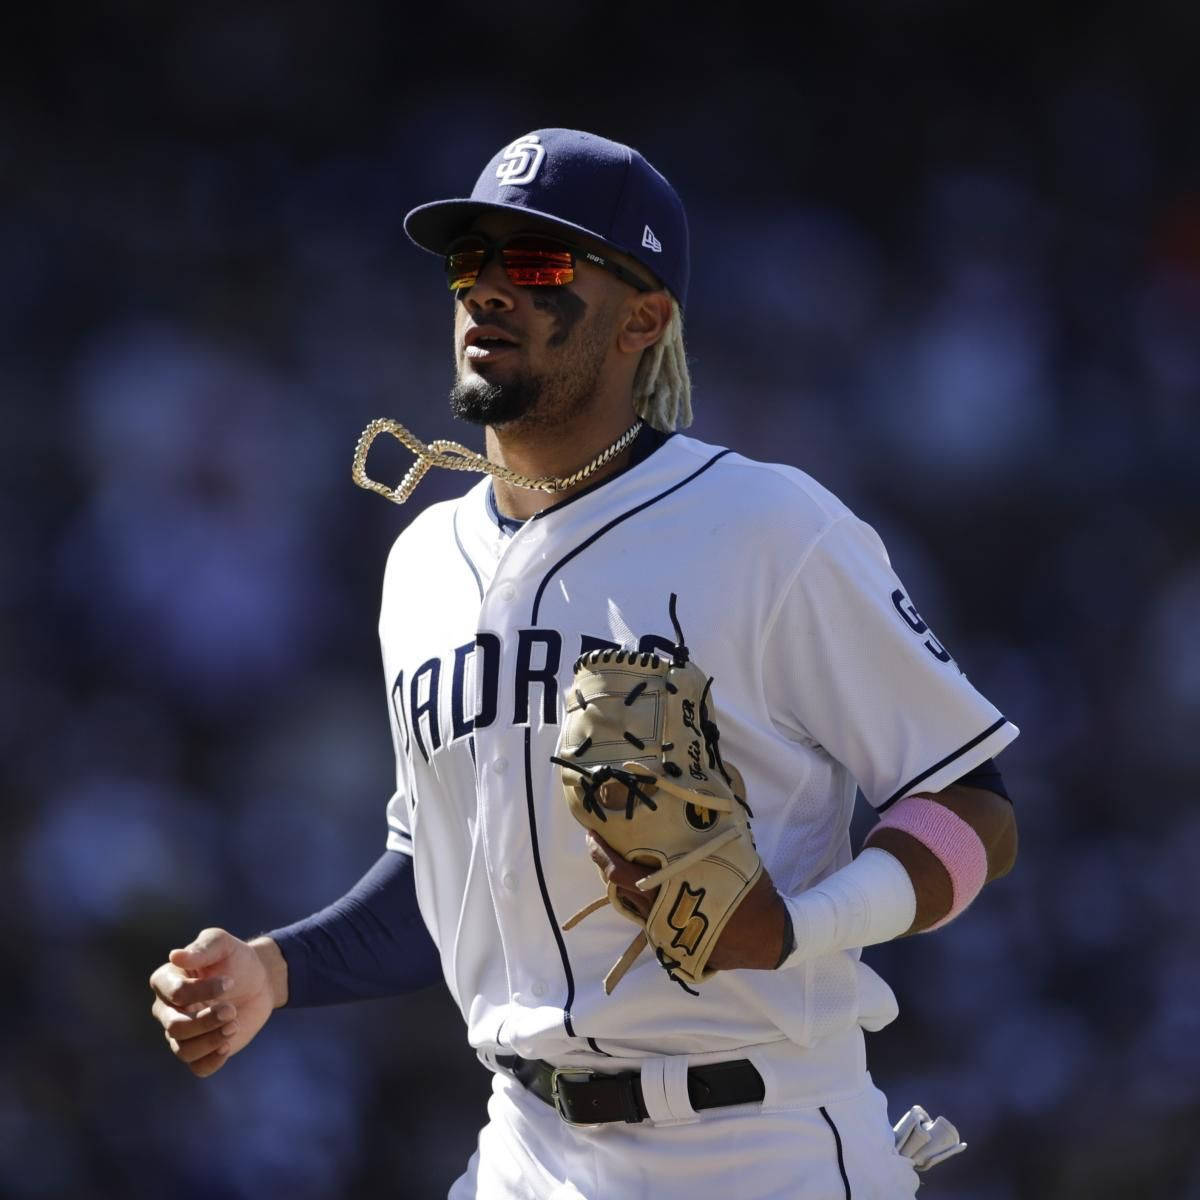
[616,290,673,355]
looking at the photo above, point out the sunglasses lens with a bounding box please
[445,235,575,291]
[446,238,487,291]
[502,237,574,287]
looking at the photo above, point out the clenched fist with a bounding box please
[148,928,287,1077]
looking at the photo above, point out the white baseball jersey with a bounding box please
[379,434,1018,1066]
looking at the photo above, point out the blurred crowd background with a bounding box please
[4,2,1198,1197]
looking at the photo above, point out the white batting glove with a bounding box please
[893,1105,967,1171]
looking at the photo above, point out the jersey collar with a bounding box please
[484,425,674,534]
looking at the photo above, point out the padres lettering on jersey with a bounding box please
[378,435,1017,1064]
[391,624,686,766]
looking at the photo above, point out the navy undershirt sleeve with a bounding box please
[952,757,1011,802]
[266,849,442,1007]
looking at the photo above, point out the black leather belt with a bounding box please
[495,1053,765,1125]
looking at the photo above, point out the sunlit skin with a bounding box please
[449,210,672,521]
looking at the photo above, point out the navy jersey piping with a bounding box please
[521,446,729,1039]
[819,1107,852,1198]
[531,449,732,623]
[527,427,674,523]
[481,426,675,535]
[877,716,1009,812]
[453,505,484,602]
[522,727,577,1037]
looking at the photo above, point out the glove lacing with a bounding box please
[556,594,753,994]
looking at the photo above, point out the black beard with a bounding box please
[449,374,543,427]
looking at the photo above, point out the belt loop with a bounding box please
[640,1056,701,1126]
[743,1049,782,1109]
[638,1058,671,1124]
[662,1055,700,1124]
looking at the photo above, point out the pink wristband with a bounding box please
[867,795,988,929]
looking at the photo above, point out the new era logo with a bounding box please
[641,225,663,253]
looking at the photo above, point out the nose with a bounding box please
[458,251,516,313]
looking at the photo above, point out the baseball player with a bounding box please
[149,129,1019,1198]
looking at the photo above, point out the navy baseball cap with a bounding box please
[404,128,690,308]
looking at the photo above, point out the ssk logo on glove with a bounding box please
[667,884,709,954]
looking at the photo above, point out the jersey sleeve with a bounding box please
[385,786,413,855]
[382,675,414,855]
[380,530,416,857]
[761,515,1018,810]
[381,608,414,857]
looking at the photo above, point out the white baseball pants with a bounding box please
[449,1033,919,1199]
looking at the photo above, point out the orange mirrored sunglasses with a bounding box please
[445,232,654,294]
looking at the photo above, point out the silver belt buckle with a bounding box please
[550,1067,601,1126]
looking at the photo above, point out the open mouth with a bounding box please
[465,324,519,349]
[464,332,519,362]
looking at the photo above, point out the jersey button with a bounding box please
[501,871,517,891]
[531,980,547,998]
[493,757,508,775]
[496,581,516,602]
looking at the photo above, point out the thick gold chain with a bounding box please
[351,417,644,506]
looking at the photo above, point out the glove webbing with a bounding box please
[549,759,660,823]
[561,635,748,815]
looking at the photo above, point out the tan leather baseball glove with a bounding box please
[552,615,762,995]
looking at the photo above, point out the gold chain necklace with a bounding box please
[352,417,644,506]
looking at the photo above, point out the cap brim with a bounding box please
[404,198,619,257]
